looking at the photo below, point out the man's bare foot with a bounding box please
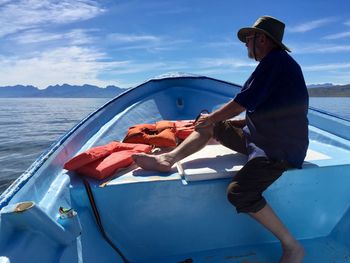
[280,241,305,263]
[132,153,173,172]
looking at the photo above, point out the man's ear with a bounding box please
[259,34,267,44]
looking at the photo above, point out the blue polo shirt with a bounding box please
[234,49,309,168]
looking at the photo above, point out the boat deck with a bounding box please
[72,124,350,263]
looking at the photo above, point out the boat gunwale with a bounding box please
[309,106,350,122]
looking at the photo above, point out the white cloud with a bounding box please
[0,45,191,88]
[106,61,171,75]
[303,62,350,72]
[114,1,197,16]
[0,46,119,88]
[181,57,256,80]
[10,28,96,45]
[151,6,194,15]
[107,33,161,43]
[345,20,350,26]
[323,31,350,40]
[293,43,350,54]
[0,0,11,4]
[0,0,104,37]
[197,58,256,69]
[304,66,350,85]
[10,29,63,44]
[329,71,350,83]
[205,42,241,49]
[106,32,190,52]
[288,18,336,33]
[106,33,191,52]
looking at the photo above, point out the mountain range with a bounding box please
[306,83,350,97]
[307,83,334,89]
[0,84,125,98]
[1,83,349,98]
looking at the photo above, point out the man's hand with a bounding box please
[194,114,214,129]
[193,100,246,130]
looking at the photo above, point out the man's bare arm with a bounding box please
[195,100,245,128]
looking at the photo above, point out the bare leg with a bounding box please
[249,204,305,263]
[132,125,213,172]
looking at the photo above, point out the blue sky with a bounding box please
[0,0,350,89]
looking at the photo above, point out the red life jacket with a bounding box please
[123,121,177,147]
[64,141,152,180]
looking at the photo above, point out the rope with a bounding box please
[83,179,130,263]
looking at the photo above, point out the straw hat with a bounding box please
[237,16,291,52]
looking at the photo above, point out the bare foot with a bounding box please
[280,241,305,263]
[132,153,173,172]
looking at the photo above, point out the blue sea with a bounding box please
[0,97,350,195]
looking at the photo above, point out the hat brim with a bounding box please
[237,27,291,52]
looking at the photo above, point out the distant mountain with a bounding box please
[2,83,349,98]
[307,83,334,89]
[0,85,40,97]
[308,84,350,97]
[0,84,125,98]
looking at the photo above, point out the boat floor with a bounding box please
[75,208,350,263]
[136,236,350,263]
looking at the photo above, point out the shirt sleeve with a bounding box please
[234,53,282,111]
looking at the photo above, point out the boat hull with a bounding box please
[1,74,349,262]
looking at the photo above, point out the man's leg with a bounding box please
[132,125,214,172]
[132,120,248,172]
[250,204,305,263]
[227,158,305,263]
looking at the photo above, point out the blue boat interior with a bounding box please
[0,75,349,263]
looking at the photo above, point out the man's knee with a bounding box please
[226,181,266,213]
[212,121,247,155]
[226,182,244,210]
[194,124,214,138]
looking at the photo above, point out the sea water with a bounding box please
[0,98,108,194]
[0,97,349,195]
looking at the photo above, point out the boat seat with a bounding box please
[102,137,342,186]
[176,140,334,182]
[176,140,247,182]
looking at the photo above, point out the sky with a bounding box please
[0,0,350,89]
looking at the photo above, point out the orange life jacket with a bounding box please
[64,141,152,180]
[75,150,134,180]
[123,121,177,147]
[174,120,195,140]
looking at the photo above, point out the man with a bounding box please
[133,16,308,263]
